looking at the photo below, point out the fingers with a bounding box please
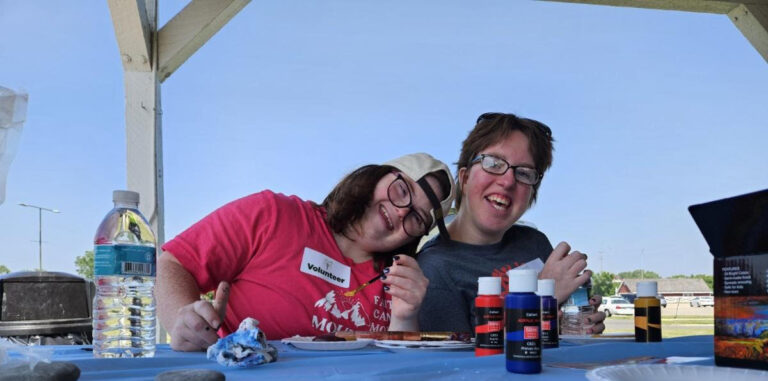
[588,322,606,334]
[170,301,221,351]
[588,293,603,307]
[193,299,223,330]
[562,250,588,275]
[382,255,428,307]
[213,281,230,322]
[545,242,571,264]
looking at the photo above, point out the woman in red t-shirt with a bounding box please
[157,153,455,351]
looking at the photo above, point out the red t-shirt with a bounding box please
[162,191,392,339]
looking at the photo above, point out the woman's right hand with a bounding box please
[169,281,230,351]
[538,242,591,304]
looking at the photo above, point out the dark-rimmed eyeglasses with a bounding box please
[387,174,431,237]
[476,112,552,138]
[471,154,542,185]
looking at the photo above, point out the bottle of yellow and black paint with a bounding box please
[635,281,662,342]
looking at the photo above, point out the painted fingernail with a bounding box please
[381,275,387,280]
[393,255,400,261]
[590,297,598,303]
[383,286,390,291]
[205,326,210,331]
[586,317,593,324]
[383,268,390,274]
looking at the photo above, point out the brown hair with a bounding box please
[455,113,554,209]
[322,165,392,235]
[321,164,451,264]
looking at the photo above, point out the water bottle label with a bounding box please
[94,244,156,276]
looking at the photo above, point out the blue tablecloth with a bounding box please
[43,336,716,380]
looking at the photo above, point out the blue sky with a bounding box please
[1,1,766,278]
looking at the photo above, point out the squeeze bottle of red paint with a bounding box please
[475,276,504,356]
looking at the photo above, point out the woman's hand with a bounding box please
[384,255,429,331]
[539,242,592,303]
[586,295,606,334]
[169,281,229,351]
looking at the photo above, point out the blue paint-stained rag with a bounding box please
[206,318,278,367]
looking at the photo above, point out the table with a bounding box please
[45,336,716,380]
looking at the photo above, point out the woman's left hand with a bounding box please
[586,295,607,334]
[383,255,429,331]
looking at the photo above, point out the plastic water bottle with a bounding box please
[92,190,156,358]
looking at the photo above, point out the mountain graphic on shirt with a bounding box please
[314,290,369,327]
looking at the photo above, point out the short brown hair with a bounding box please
[455,113,554,209]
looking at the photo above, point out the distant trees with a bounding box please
[617,269,661,279]
[591,271,617,297]
[0,265,9,274]
[669,274,713,291]
[75,250,94,280]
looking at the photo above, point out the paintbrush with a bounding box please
[343,273,383,297]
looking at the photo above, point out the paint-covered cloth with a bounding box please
[206,318,277,367]
[163,191,392,339]
[417,225,552,332]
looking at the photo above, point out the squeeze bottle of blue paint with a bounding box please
[505,269,541,374]
[537,279,559,348]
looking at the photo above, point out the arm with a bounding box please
[157,251,229,351]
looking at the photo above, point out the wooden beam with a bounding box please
[729,4,768,62]
[540,0,741,14]
[157,0,250,82]
[107,0,152,72]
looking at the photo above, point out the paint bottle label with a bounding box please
[540,296,559,348]
[635,297,662,342]
[475,295,504,356]
[505,307,541,363]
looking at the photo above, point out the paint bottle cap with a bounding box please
[536,279,555,297]
[637,281,658,297]
[507,269,538,293]
[477,276,501,295]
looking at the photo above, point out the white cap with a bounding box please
[477,277,501,295]
[637,281,658,297]
[536,279,555,297]
[507,269,538,293]
[113,190,139,207]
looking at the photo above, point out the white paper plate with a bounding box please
[374,340,474,351]
[587,364,768,381]
[560,333,635,344]
[281,336,373,351]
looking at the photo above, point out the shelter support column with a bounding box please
[729,4,768,63]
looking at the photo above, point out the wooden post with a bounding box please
[109,0,250,344]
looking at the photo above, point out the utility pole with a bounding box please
[19,203,60,271]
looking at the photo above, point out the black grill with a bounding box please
[0,271,93,344]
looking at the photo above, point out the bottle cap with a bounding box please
[637,281,658,297]
[536,279,555,297]
[113,190,140,206]
[507,269,538,293]
[477,277,501,295]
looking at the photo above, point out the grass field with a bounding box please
[603,315,714,338]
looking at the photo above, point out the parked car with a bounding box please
[598,297,635,317]
[619,293,636,303]
[690,296,714,307]
[658,294,667,308]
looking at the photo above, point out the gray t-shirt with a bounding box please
[417,225,553,332]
